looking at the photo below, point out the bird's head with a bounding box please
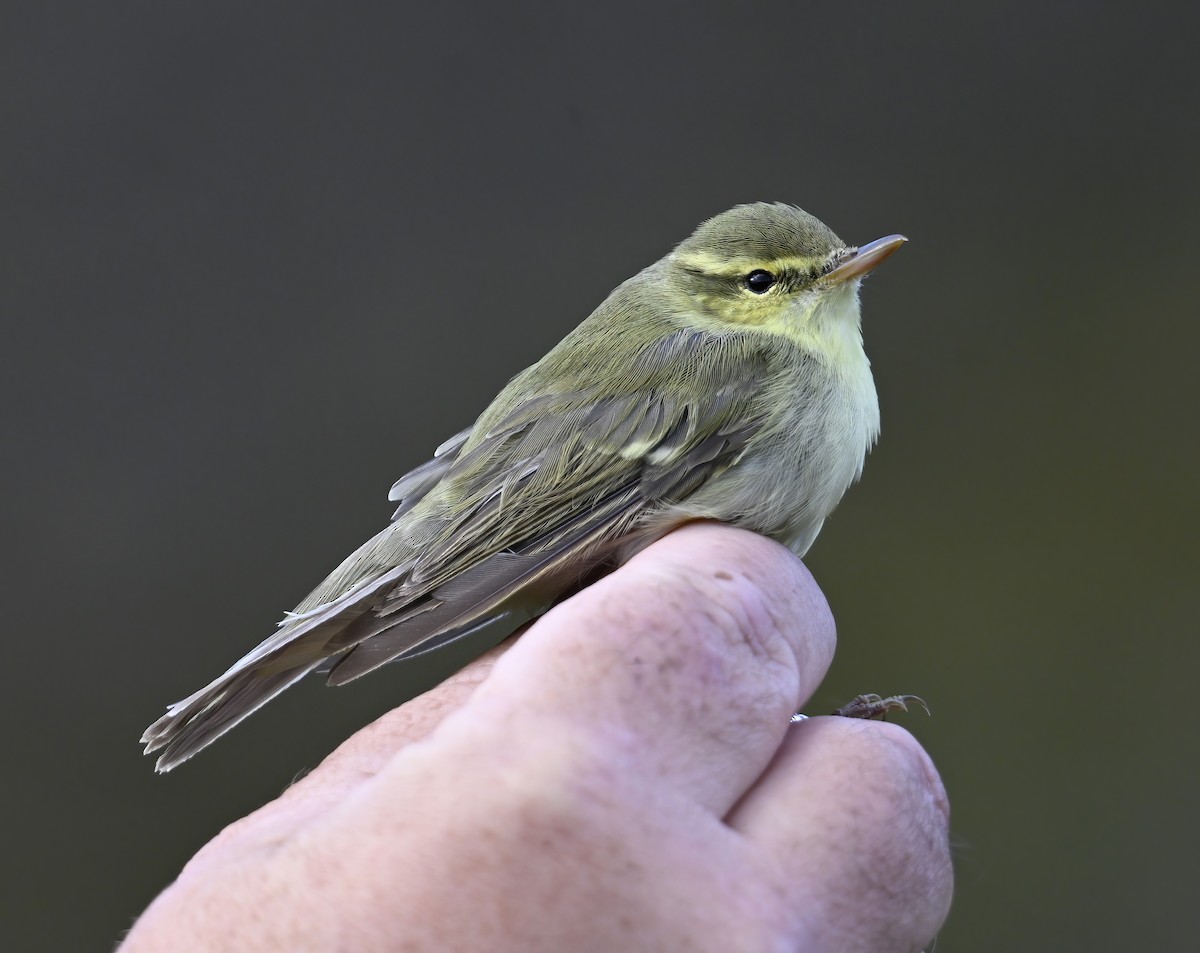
[666,203,905,354]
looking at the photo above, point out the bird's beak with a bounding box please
[822,234,907,285]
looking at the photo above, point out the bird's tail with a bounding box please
[141,565,409,772]
[143,489,646,772]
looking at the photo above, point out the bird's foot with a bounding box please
[790,693,929,724]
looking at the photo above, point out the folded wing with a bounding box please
[143,330,773,770]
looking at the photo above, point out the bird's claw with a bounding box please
[790,693,929,724]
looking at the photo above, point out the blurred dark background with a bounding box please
[4,1,1197,949]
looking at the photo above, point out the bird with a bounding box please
[142,202,905,772]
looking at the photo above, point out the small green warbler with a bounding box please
[143,203,905,771]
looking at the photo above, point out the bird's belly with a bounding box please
[663,361,878,556]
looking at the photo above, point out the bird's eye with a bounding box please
[744,270,776,294]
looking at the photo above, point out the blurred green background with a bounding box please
[4,1,1197,949]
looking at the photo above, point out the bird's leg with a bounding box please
[790,693,929,724]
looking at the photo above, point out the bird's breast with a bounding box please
[663,342,879,556]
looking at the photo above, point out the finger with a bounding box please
[461,522,837,817]
[729,717,953,953]
[301,641,510,787]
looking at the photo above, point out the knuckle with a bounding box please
[855,722,950,827]
[472,722,618,835]
[659,555,795,674]
[840,722,953,904]
[821,721,949,830]
[631,559,801,751]
[791,720,954,949]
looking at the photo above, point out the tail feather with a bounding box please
[142,565,409,772]
[142,664,322,773]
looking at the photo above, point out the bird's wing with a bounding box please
[143,330,774,770]
[323,336,772,684]
[387,426,472,519]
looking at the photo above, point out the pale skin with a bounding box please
[121,525,953,952]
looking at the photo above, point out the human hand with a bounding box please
[120,524,952,952]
